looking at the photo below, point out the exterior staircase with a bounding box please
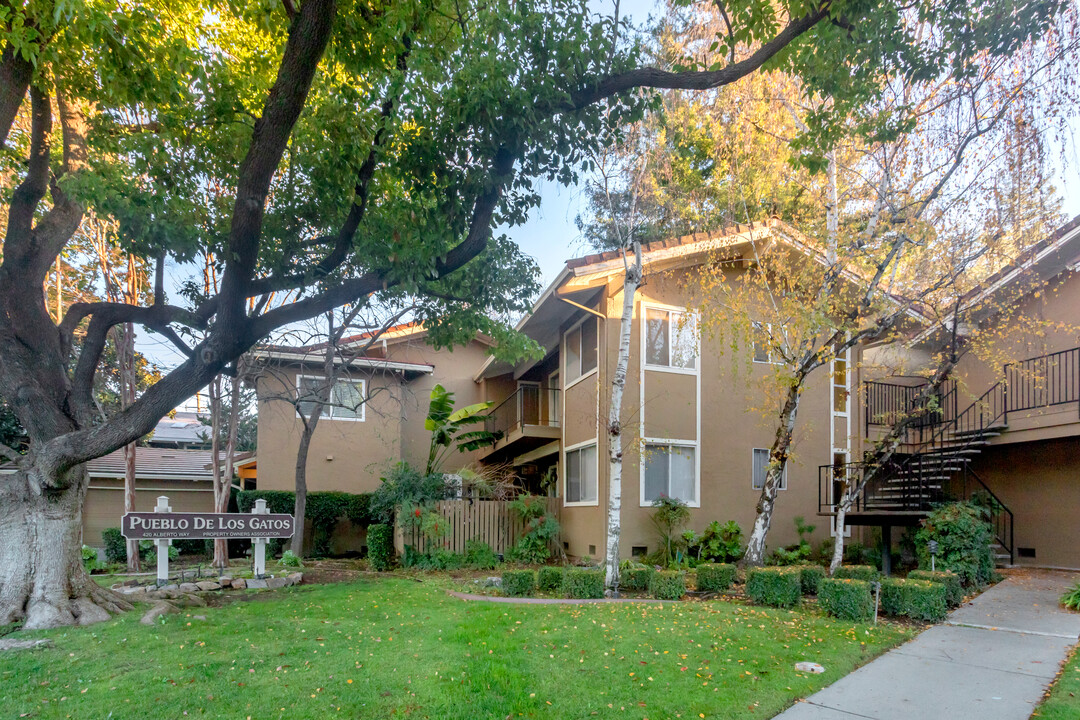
[821,345,1080,567]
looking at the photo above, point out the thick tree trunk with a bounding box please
[742,386,801,566]
[0,465,132,629]
[604,251,641,591]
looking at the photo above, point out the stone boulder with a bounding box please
[218,577,233,588]
[246,579,268,590]
[178,583,199,593]
[195,581,221,592]
[231,578,247,590]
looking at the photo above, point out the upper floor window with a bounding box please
[296,375,366,421]
[645,306,697,369]
[643,443,697,504]
[565,317,598,384]
[752,322,777,364]
[751,447,787,490]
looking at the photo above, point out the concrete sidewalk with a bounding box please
[774,569,1080,720]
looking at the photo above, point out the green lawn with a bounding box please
[0,577,912,719]
[1035,644,1080,719]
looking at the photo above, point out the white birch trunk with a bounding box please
[829,479,850,574]
[604,245,642,591]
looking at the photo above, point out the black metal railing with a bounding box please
[864,379,955,436]
[484,386,560,438]
[1004,346,1080,420]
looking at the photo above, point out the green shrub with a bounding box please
[620,565,656,591]
[505,495,560,564]
[908,569,963,608]
[769,517,816,566]
[649,570,687,600]
[367,524,394,571]
[881,578,948,622]
[562,568,604,599]
[650,496,691,567]
[914,501,995,587]
[1061,582,1080,611]
[464,539,499,570]
[143,541,179,564]
[799,565,826,595]
[102,527,126,563]
[688,520,744,563]
[818,578,874,621]
[537,566,565,592]
[237,489,373,557]
[174,539,212,556]
[278,550,303,568]
[502,569,536,597]
[696,563,736,593]
[369,463,453,524]
[81,545,101,571]
[833,565,879,582]
[745,567,801,608]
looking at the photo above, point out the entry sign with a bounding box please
[122,512,295,540]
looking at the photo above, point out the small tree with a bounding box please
[424,384,498,475]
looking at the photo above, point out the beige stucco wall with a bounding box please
[969,438,1080,570]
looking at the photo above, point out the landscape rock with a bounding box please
[218,577,233,588]
[178,583,199,593]
[0,638,53,652]
[175,594,207,608]
[140,602,178,626]
[192,615,207,621]
[246,579,268,590]
[231,579,247,590]
[266,577,288,589]
[195,581,221,592]
[119,585,147,595]
[288,573,303,586]
[795,662,825,674]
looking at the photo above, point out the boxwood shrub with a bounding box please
[102,527,126,564]
[833,564,879,582]
[908,569,963,608]
[799,565,826,595]
[502,569,536,597]
[881,578,948,622]
[745,566,801,608]
[621,566,656,592]
[537,566,565,592]
[563,568,604,599]
[367,523,394,571]
[696,563,737,593]
[649,570,687,600]
[818,578,874,621]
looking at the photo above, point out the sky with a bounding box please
[138,0,1080,410]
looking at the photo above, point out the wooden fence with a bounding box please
[394,497,561,557]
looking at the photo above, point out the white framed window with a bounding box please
[564,442,598,506]
[751,448,787,490]
[296,375,366,421]
[831,344,850,416]
[644,305,697,370]
[752,322,777,364]
[642,443,697,505]
[565,316,598,385]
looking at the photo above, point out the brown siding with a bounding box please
[83,478,215,547]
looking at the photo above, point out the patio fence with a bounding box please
[394,497,561,557]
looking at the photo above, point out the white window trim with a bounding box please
[564,314,600,390]
[642,302,700,375]
[563,439,599,507]
[751,447,787,491]
[752,321,781,365]
[639,438,700,508]
[295,374,367,422]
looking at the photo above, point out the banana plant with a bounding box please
[425,384,498,474]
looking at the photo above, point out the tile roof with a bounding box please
[85,447,219,481]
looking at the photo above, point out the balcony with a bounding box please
[481,386,561,461]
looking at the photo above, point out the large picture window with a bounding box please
[645,307,697,369]
[565,443,598,504]
[751,448,787,490]
[565,317,598,383]
[296,375,367,421]
[643,443,696,504]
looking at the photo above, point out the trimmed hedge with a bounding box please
[833,565,879,582]
[563,568,604,599]
[696,563,737,593]
[649,570,687,600]
[908,569,963,608]
[367,524,394,571]
[237,489,373,556]
[818,578,874,621]
[537,566,565,592]
[745,567,802,608]
[174,539,212,556]
[621,566,656,592]
[799,565,826,595]
[502,570,536,597]
[102,527,126,564]
[881,578,948,622]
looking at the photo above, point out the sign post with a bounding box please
[253,498,269,579]
[155,496,172,586]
